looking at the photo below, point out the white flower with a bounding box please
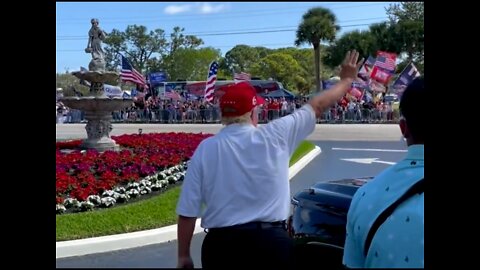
[80,201,95,211]
[113,192,123,200]
[56,204,66,214]
[140,186,152,195]
[127,182,140,190]
[160,179,168,186]
[100,197,116,207]
[116,193,130,203]
[139,179,151,187]
[151,182,163,191]
[63,198,79,209]
[127,189,140,197]
[71,201,83,212]
[102,190,115,198]
[87,195,101,205]
[174,172,185,181]
[167,175,177,184]
[114,187,126,194]
[57,161,191,213]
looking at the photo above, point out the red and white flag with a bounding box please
[204,61,219,103]
[234,72,251,83]
[370,66,392,85]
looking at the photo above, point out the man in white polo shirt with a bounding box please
[176,51,363,268]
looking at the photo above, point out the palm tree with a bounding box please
[295,7,340,92]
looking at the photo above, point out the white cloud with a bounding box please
[198,3,227,14]
[164,2,228,15]
[164,4,193,15]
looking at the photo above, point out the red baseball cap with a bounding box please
[220,82,265,117]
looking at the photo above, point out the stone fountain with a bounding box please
[60,18,132,152]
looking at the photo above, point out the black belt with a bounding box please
[207,220,286,232]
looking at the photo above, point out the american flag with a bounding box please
[374,55,396,73]
[358,56,376,80]
[365,56,376,67]
[204,61,218,102]
[120,55,147,87]
[234,72,251,81]
[392,63,421,90]
[165,85,182,100]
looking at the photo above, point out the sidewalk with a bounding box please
[56,146,321,258]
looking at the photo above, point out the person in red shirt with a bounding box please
[271,99,280,119]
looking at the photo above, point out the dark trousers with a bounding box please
[200,111,206,123]
[201,223,293,268]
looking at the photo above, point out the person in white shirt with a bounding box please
[176,50,363,269]
[348,100,356,120]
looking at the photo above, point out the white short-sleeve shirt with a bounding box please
[176,104,316,228]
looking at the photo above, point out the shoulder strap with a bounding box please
[364,178,425,257]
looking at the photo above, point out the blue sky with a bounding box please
[56,2,395,73]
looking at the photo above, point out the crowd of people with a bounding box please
[56,94,400,124]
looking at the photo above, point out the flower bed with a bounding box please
[56,132,212,214]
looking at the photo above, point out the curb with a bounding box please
[56,145,322,259]
[289,146,321,180]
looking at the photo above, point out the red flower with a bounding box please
[56,132,213,203]
[56,196,64,204]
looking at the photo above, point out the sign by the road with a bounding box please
[341,158,396,165]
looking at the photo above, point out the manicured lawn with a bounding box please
[289,141,316,167]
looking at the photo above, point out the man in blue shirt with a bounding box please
[343,77,424,268]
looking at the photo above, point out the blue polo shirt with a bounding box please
[343,144,424,268]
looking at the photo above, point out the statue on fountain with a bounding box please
[60,18,132,152]
[86,18,107,72]
[71,18,118,93]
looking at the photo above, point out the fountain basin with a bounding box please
[71,70,119,85]
[61,97,132,112]
[60,97,133,152]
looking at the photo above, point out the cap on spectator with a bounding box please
[220,82,265,117]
